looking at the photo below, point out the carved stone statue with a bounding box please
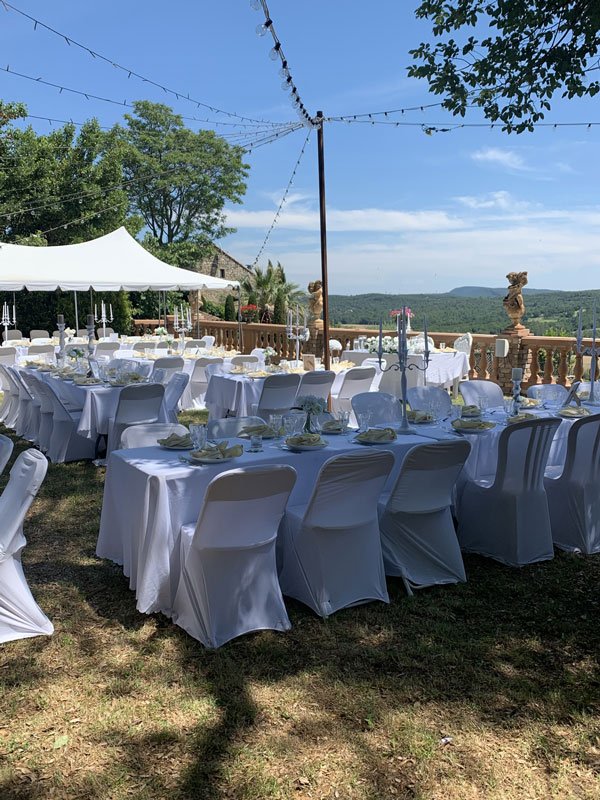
[307,280,324,328]
[503,271,528,329]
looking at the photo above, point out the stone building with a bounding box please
[196,245,254,301]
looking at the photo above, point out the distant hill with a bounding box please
[328,289,599,337]
[447,286,557,298]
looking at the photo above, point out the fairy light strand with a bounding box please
[252,129,312,267]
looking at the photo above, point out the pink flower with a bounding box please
[391,307,414,318]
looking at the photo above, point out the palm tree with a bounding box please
[242,260,305,323]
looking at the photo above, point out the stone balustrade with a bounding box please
[132,317,598,393]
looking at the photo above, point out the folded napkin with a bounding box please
[190,441,243,459]
[507,412,535,424]
[59,372,79,380]
[322,419,344,431]
[230,366,245,374]
[247,370,270,378]
[355,427,397,442]
[577,391,590,400]
[461,405,481,417]
[557,406,591,417]
[157,432,193,448]
[73,376,102,386]
[407,409,433,423]
[285,432,325,447]
[452,418,495,431]
[238,424,277,437]
[520,397,540,407]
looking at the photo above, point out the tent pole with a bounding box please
[237,286,242,353]
[158,291,161,330]
[74,291,79,332]
[196,292,200,338]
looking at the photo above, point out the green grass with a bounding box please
[1,421,600,799]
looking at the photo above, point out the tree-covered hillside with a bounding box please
[329,291,600,337]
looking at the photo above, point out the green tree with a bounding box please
[224,293,236,321]
[242,261,304,323]
[409,1,600,132]
[118,101,249,267]
[273,290,286,325]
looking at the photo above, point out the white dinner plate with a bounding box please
[159,443,194,451]
[184,455,237,465]
[451,424,496,435]
[283,443,328,452]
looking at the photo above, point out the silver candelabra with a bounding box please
[576,301,600,406]
[1,300,16,341]
[286,306,309,363]
[94,300,113,339]
[174,304,192,352]
[377,307,431,435]
[57,314,66,365]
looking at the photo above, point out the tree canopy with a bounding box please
[408,0,600,132]
[118,101,249,266]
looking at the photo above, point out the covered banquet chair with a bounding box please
[161,372,189,424]
[544,413,600,554]
[406,385,452,417]
[0,365,20,429]
[230,354,258,366]
[351,391,401,426]
[200,335,215,348]
[378,440,470,594]
[0,346,17,366]
[34,380,96,463]
[459,379,504,409]
[330,367,376,423]
[29,329,50,340]
[254,373,300,418]
[185,339,207,351]
[2,329,23,341]
[0,448,54,643]
[458,417,561,566]
[172,464,297,648]
[296,370,335,403]
[207,415,266,439]
[187,357,223,408]
[152,357,184,385]
[278,449,393,617]
[526,383,569,403]
[0,433,14,476]
[106,383,165,455]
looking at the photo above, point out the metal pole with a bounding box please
[74,291,79,332]
[237,286,243,353]
[316,111,330,371]
[196,291,200,338]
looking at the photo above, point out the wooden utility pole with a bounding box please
[316,111,330,370]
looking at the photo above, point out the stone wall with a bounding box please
[194,246,254,303]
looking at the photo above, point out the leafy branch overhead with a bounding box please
[408,0,600,132]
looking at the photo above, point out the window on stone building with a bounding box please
[220,269,225,278]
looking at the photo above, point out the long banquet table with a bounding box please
[97,433,436,615]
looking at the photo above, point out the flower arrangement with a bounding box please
[264,346,276,359]
[154,326,168,337]
[294,394,326,433]
[366,335,398,354]
[241,303,258,322]
[68,347,85,359]
[391,307,414,318]
[64,327,75,341]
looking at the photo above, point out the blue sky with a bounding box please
[2,0,600,294]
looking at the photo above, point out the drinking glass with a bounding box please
[439,342,446,350]
[283,416,297,437]
[248,434,263,453]
[357,411,371,432]
[451,404,462,421]
[338,411,350,432]
[503,397,513,416]
[189,424,207,450]
[269,414,283,437]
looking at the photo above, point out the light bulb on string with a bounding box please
[256,19,272,36]
[281,78,292,91]
[278,63,289,79]
[269,44,281,61]
[250,0,261,9]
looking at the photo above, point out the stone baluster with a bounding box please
[557,347,569,386]
[477,344,489,379]
[543,348,554,384]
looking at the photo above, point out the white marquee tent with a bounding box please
[0,227,239,292]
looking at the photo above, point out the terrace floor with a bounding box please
[1,413,600,800]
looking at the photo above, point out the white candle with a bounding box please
[423,315,429,360]
[577,307,583,347]
[109,303,113,318]
[12,303,16,322]
[512,368,523,381]
[303,308,307,329]
[296,306,299,328]
[95,304,97,319]
[593,301,597,344]
[378,317,383,359]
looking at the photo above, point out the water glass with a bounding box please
[189,424,207,450]
[338,411,350,432]
[249,433,263,453]
[357,411,371,432]
[283,416,297,437]
[503,397,513,416]
[439,342,446,350]
[269,414,283,437]
[451,404,462,421]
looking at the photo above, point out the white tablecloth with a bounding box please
[97,433,433,614]
[204,374,266,419]
[426,352,469,388]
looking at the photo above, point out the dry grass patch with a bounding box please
[1,421,600,799]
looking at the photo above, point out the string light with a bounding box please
[0,65,292,130]
[1,1,290,127]
[329,118,600,133]
[252,129,312,266]
[252,0,314,128]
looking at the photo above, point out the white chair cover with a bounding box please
[527,384,569,402]
[0,346,17,366]
[188,357,223,408]
[152,357,184,385]
[134,342,156,353]
[458,418,561,565]
[231,354,259,366]
[250,347,265,358]
[0,433,13,476]
[377,355,424,397]
[407,385,452,416]
[3,329,23,341]
[185,339,207,350]
[296,370,335,403]
[278,450,393,617]
[30,376,54,454]
[459,379,504,408]
[329,339,343,353]
[341,351,370,366]
[29,329,50,339]
[27,344,55,358]
[161,372,189,424]
[18,371,43,444]
[35,380,96,463]
[106,383,165,455]
[76,329,89,338]
[207,415,266,439]
[0,365,21,429]
[545,414,600,553]
[255,373,301,418]
[378,441,470,593]
[200,335,216,348]
[453,332,473,357]
[96,328,114,338]
[351,392,400,425]
[172,465,297,648]
[330,367,376,423]
[95,342,120,356]
[0,448,53,643]
[120,422,189,448]
[10,368,35,440]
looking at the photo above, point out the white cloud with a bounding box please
[471,147,530,171]
[455,190,533,212]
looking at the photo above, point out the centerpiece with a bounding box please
[263,345,277,366]
[294,394,326,434]
[391,306,414,333]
